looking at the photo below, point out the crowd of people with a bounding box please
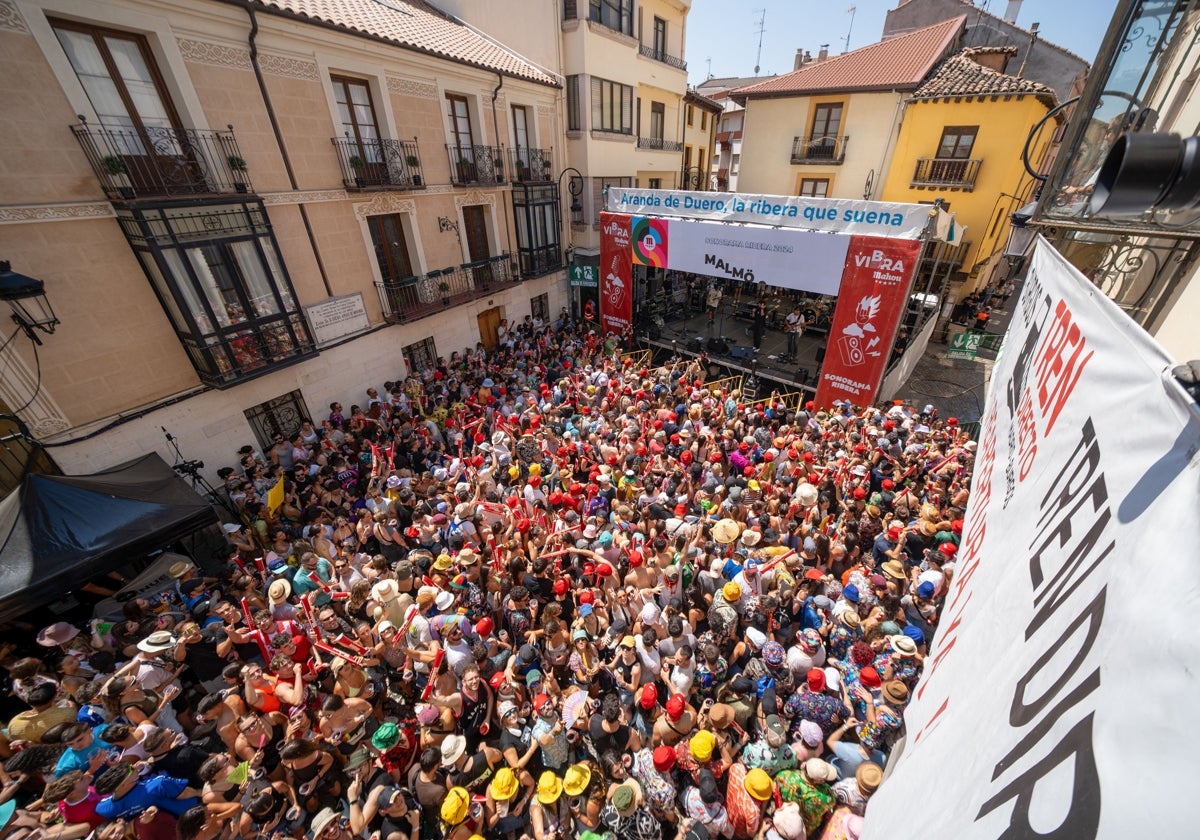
[0,314,976,840]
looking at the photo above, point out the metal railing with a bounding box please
[71,119,252,200]
[680,167,712,190]
[446,145,507,185]
[638,44,687,70]
[508,147,554,182]
[332,136,425,190]
[637,136,684,152]
[791,135,849,164]
[911,157,982,190]
[376,255,515,323]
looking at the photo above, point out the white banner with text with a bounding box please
[862,238,1200,838]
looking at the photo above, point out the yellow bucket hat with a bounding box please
[722,582,742,603]
[441,786,469,825]
[537,771,563,805]
[744,767,774,801]
[562,763,592,797]
[489,767,519,801]
[690,730,716,762]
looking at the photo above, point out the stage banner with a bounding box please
[599,212,633,335]
[607,187,930,238]
[814,236,921,407]
[861,238,1199,839]
[660,218,850,295]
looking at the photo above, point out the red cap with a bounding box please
[763,451,774,462]
[807,473,820,484]
[474,432,486,444]
[952,519,964,534]
[710,452,722,463]
[639,683,658,710]
[807,668,826,692]
[516,517,531,533]
[583,563,596,575]
[528,475,541,488]
[490,672,506,690]
[471,455,485,468]
[652,745,677,772]
[853,443,867,454]
[674,503,687,517]
[738,442,749,453]
[475,617,494,637]
[554,578,569,596]
[884,420,896,431]
[881,479,894,490]
[681,450,693,464]
[947,417,959,426]
[743,466,755,476]
[666,693,686,721]
[629,550,643,568]
[607,454,618,465]
[939,542,958,557]
[802,451,815,463]
[534,693,551,712]
[787,448,799,460]
[853,487,867,500]
[804,568,824,581]
[596,562,613,578]
[860,667,882,688]
[579,589,595,605]
[548,491,564,506]
[887,526,902,540]
[637,445,648,457]
[669,434,680,444]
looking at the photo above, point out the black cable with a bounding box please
[11,337,41,415]
[0,324,22,357]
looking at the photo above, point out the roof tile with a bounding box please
[733,16,965,100]
[254,0,558,86]
[913,47,1059,109]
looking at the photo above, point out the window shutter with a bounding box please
[621,85,633,133]
[591,77,602,130]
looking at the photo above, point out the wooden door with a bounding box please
[477,307,502,349]
[463,205,493,287]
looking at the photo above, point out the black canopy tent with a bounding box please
[0,453,218,623]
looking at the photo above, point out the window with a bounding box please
[937,126,978,159]
[531,293,549,323]
[686,104,694,127]
[811,103,843,140]
[800,178,830,198]
[732,153,740,175]
[591,77,634,134]
[684,145,692,169]
[566,76,581,131]
[244,390,313,453]
[403,337,438,376]
[367,214,415,282]
[589,0,633,35]
[650,102,665,141]
[591,176,632,226]
[701,111,708,131]
[648,178,662,189]
[512,105,531,156]
[653,17,667,56]
[697,148,706,174]
[332,75,385,179]
[512,184,562,278]
[447,94,476,153]
[118,203,316,386]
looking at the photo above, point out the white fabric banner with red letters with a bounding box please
[862,237,1200,838]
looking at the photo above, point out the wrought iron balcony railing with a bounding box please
[911,157,982,190]
[71,119,252,200]
[680,167,712,190]
[376,255,515,323]
[638,44,687,71]
[791,135,849,165]
[637,136,684,152]
[333,136,425,190]
[508,147,554,183]
[446,145,507,185]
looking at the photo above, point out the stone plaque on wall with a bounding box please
[304,293,370,346]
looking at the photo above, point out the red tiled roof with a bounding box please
[913,47,1059,110]
[732,15,965,101]
[250,0,559,86]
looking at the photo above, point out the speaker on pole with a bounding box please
[814,345,827,363]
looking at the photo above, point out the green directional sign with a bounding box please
[569,265,598,287]
[947,330,983,361]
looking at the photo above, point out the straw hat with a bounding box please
[267,579,291,606]
[168,561,194,580]
[713,518,740,544]
[440,734,467,767]
[796,483,819,506]
[137,630,175,653]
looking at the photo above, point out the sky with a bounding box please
[685,0,1119,86]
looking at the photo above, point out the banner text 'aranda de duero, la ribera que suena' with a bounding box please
[861,237,1200,838]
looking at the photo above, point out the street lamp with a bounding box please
[0,261,59,345]
[1004,201,1040,258]
[557,167,584,227]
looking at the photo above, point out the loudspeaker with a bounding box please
[796,367,810,384]
[815,344,827,363]
[685,337,704,354]
[729,345,756,361]
[706,336,730,354]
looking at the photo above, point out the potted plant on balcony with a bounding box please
[348,154,367,188]
[405,154,422,187]
[101,155,134,199]
[226,154,248,193]
[437,279,451,305]
[493,156,505,179]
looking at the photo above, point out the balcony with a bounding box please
[332,136,425,190]
[638,44,687,71]
[680,167,712,190]
[376,255,516,324]
[71,119,252,201]
[716,130,742,144]
[911,157,982,190]
[637,136,684,152]
[508,147,554,183]
[446,145,507,185]
[791,135,849,165]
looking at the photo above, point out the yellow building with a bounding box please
[731,17,965,201]
[680,88,721,189]
[881,46,1059,294]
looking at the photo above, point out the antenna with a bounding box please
[706,56,713,79]
[842,5,857,52]
[753,9,766,74]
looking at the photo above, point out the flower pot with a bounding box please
[442,296,450,306]
[411,175,422,187]
[234,182,248,194]
[355,177,367,188]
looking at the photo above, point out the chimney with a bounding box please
[1004,0,1023,24]
[818,44,829,62]
[794,49,805,71]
